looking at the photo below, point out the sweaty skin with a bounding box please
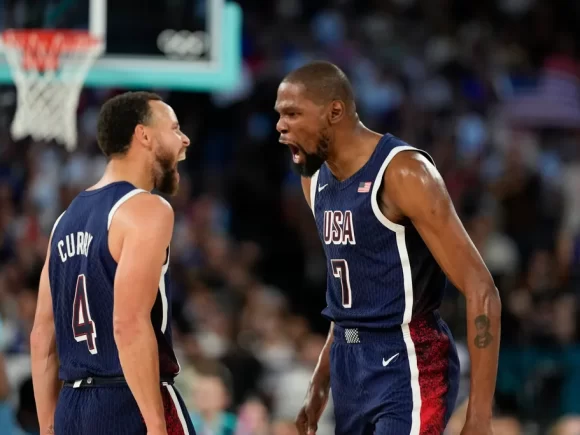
[31,95,190,435]
[274,64,499,434]
[297,149,500,434]
[381,151,500,427]
[111,192,174,434]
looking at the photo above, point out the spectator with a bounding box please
[0,0,580,432]
[189,361,237,435]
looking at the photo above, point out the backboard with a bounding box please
[0,0,242,91]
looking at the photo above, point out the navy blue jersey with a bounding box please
[311,134,447,329]
[48,181,180,381]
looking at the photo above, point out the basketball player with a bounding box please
[29,92,196,435]
[274,62,501,435]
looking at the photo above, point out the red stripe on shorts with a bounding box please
[162,385,186,435]
[409,315,451,434]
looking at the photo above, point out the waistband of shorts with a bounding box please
[333,311,442,344]
[63,375,175,388]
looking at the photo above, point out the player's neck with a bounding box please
[325,122,382,181]
[96,157,154,192]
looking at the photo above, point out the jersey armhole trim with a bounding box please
[107,189,149,230]
[50,210,66,239]
[371,145,435,233]
[159,246,170,333]
[309,170,320,215]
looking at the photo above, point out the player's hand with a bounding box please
[460,418,494,435]
[295,378,330,435]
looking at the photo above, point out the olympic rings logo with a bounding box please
[156,29,210,58]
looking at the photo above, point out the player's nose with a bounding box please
[276,118,288,134]
[181,132,191,147]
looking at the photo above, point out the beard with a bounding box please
[290,130,330,178]
[153,146,179,195]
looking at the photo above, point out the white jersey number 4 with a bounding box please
[72,274,98,354]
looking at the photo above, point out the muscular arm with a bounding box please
[384,152,501,420]
[111,194,174,432]
[30,248,60,434]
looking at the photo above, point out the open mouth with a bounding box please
[281,141,302,164]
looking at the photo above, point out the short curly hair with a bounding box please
[97,91,162,158]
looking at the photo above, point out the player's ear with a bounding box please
[134,124,153,150]
[328,100,345,125]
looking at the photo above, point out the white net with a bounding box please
[2,30,103,151]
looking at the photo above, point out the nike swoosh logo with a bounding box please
[382,353,399,367]
[318,184,328,192]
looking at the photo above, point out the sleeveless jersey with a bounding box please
[48,181,180,381]
[311,134,447,329]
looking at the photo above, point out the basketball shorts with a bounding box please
[330,312,460,435]
[54,379,196,435]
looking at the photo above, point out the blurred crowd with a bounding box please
[1,0,580,434]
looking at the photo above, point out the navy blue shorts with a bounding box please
[330,313,460,435]
[54,381,196,435]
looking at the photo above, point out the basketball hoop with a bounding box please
[1,29,103,151]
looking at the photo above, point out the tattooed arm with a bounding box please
[382,151,501,427]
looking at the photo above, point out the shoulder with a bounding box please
[373,135,437,188]
[122,192,172,217]
[384,148,440,190]
[382,148,450,220]
[114,192,174,230]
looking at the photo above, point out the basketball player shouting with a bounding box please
[30,92,196,435]
[274,62,500,435]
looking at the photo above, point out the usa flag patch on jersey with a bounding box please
[357,182,371,193]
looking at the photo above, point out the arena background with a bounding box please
[0,0,580,434]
